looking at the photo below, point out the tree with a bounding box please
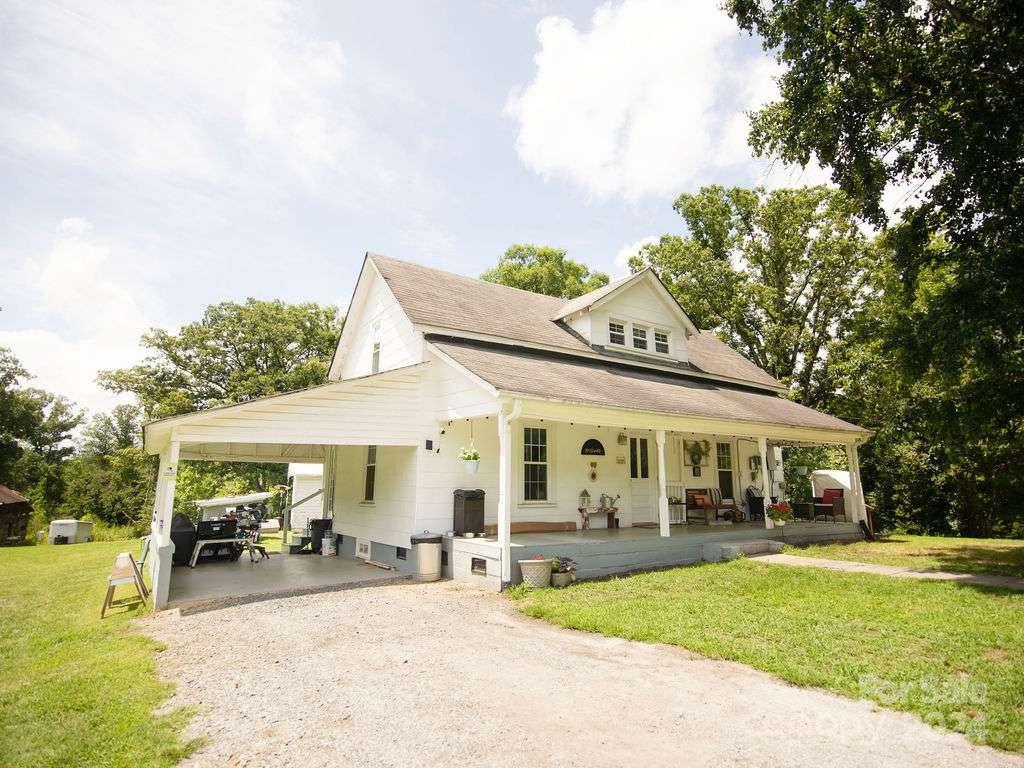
[727,0,1024,536]
[99,299,343,419]
[481,244,610,299]
[80,403,143,456]
[632,185,874,406]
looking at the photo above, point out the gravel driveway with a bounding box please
[142,581,1022,768]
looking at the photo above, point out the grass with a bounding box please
[514,559,1024,753]
[0,540,196,768]
[784,534,1024,579]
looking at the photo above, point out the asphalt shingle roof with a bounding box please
[369,253,784,389]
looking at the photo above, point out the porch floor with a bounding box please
[503,522,770,547]
[167,552,407,613]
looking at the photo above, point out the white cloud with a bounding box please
[507,0,828,200]
[1,219,158,416]
[614,235,659,276]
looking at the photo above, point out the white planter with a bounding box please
[518,559,552,588]
[463,459,480,474]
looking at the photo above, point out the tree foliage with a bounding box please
[727,0,1024,536]
[632,185,873,406]
[481,244,610,299]
[99,299,343,419]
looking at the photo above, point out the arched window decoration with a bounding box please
[581,439,605,456]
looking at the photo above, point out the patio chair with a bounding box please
[744,486,765,522]
[813,488,846,522]
[685,489,714,524]
[710,488,742,522]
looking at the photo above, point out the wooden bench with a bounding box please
[482,521,577,536]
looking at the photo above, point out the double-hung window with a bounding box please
[523,427,548,501]
[716,442,734,500]
[364,445,377,501]
[608,320,625,346]
[371,341,381,374]
[632,325,648,350]
[654,330,670,354]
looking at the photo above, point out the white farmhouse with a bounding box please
[144,254,869,606]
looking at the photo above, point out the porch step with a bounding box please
[701,539,782,563]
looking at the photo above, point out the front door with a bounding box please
[629,434,654,524]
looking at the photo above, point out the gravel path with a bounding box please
[752,553,1024,590]
[141,581,1022,768]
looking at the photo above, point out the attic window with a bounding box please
[654,330,670,354]
[608,320,625,346]
[632,325,648,350]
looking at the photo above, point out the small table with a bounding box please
[578,506,618,530]
[189,537,243,567]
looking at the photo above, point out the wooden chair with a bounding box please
[813,488,846,522]
[685,489,714,524]
[101,552,148,618]
[710,488,742,522]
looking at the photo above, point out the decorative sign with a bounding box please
[581,439,605,456]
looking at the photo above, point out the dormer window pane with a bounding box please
[654,331,669,354]
[632,326,648,350]
[608,321,625,346]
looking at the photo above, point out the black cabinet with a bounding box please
[453,489,485,535]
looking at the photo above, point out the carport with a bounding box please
[142,364,427,609]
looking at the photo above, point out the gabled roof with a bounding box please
[552,268,699,336]
[429,340,867,435]
[367,253,784,391]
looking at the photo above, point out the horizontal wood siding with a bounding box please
[332,444,418,549]
[338,264,423,380]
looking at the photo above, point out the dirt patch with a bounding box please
[140,582,1023,768]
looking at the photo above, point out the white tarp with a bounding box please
[810,470,851,497]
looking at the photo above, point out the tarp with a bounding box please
[810,470,851,497]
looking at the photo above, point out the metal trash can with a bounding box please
[409,532,442,582]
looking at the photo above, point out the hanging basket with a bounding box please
[463,459,480,474]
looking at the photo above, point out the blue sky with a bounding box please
[1,0,828,415]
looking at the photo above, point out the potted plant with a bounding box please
[766,501,793,525]
[458,445,480,474]
[551,556,577,587]
[518,556,552,588]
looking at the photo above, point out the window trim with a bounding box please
[363,445,377,502]
[519,422,555,505]
[608,319,626,346]
[654,329,670,355]
[632,324,648,350]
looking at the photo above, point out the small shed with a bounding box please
[0,485,31,545]
[194,491,273,520]
[288,463,324,532]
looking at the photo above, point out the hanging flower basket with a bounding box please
[459,446,480,474]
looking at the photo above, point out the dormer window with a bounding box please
[632,325,648,350]
[654,330,670,354]
[608,320,625,346]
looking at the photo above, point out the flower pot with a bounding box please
[518,559,552,588]
[463,459,480,474]
[551,571,574,588]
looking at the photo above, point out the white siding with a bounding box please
[331,444,418,549]
[289,473,323,531]
[591,280,689,362]
[337,265,422,380]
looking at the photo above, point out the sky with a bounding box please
[0,0,832,418]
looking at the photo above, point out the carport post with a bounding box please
[151,440,179,609]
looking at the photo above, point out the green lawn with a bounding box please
[784,534,1024,579]
[0,540,195,768]
[514,559,1024,752]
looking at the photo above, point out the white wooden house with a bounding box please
[287,463,324,532]
[144,254,870,606]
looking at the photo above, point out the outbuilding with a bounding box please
[0,485,31,545]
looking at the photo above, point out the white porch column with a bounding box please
[497,402,520,584]
[845,442,867,526]
[758,436,773,529]
[656,430,670,537]
[151,440,179,609]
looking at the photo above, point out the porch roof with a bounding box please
[430,339,868,437]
